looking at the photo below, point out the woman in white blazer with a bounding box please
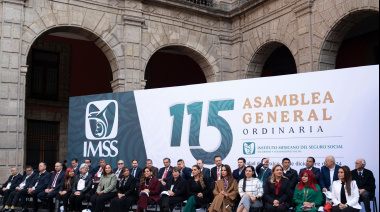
[331,166,362,212]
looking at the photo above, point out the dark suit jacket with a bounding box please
[180,167,192,181]
[47,171,66,191]
[187,177,211,201]
[1,173,23,190]
[202,167,211,183]
[264,178,291,207]
[72,174,93,194]
[151,166,159,178]
[91,166,103,179]
[130,167,143,184]
[117,176,137,197]
[73,167,80,176]
[233,167,246,183]
[283,168,298,190]
[211,165,223,182]
[158,166,173,180]
[298,167,321,183]
[256,163,272,187]
[29,171,52,193]
[19,172,38,189]
[319,165,340,191]
[351,168,376,193]
[59,178,75,194]
[163,177,187,197]
[113,168,124,179]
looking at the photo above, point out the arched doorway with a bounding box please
[319,11,379,70]
[247,42,297,78]
[24,27,114,171]
[144,46,208,89]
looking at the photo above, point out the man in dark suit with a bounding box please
[24,162,51,212]
[158,158,173,185]
[130,159,142,186]
[177,159,192,181]
[351,158,376,212]
[71,158,80,176]
[84,158,94,174]
[91,158,107,182]
[37,162,65,212]
[282,158,298,190]
[233,158,247,183]
[0,167,22,208]
[320,155,341,193]
[113,160,125,180]
[211,156,223,182]
[3,166,37,212]
[146,159,159,178]
[298,157,321,183]
[197,159,211,183]
[256,157,271,188]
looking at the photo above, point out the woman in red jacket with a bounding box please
[137,167,160,212]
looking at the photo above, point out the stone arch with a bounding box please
[143,44,218,83]
[246,41,298,78]
[318,8,379,70]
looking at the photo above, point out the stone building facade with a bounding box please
[0,0,378,179]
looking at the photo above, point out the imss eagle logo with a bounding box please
[85,100,119,140]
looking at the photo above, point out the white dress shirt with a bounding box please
[329,168,335,190]
[331,180,362,210]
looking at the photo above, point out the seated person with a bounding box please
[2,166,35,212]
[209,165,239,212]
[57,167,75,212]
[159,167,187,212]
[293,170,324,212]
[183,165,211,212]
[110,167,137,212]
[263,164,291,212]
[69,164,93,212]
[237,166,263,212]
[137,167,160,212]
[331,166,362,212]
[0,167,22,210]
[90,164,117,212]
[351,158,376,212]
[26,162,52,212]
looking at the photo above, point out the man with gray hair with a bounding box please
[0,167,22,209]
[320,155,341,192]
[351,158,376,212]
[146,159,158,178]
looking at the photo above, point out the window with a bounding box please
[31,50,60,100]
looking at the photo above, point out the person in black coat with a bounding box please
[57,167,76,212]
[298,157,321,184]
[282,158,298,191]
[159,167,188,212]
[3,166,37,212]
[110,167,137,212]
[351,158,376,212]
[158,158,174,183]
[26,162,52,212]
[256,158,272,189]
[233,158,247,183]
[0,167,22,208]
[38,162,65,212]
[197,160,211,184]
[130,160,143,186]
[264,165,291,212]
[177,159,192,181]
[113,160,125,181]
[183,165,211,212]
[69,164,93,212]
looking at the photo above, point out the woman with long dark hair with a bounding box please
[57,167,75,211]
[137,167,160,212]
[183,165,211,212]
[293,170,323,212]
[331,166,361,212]
[263,164,291,212]
[237,166,263,212]
[110,167,137,212]
[209,165,239,212]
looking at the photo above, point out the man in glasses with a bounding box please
[113,160,125,181]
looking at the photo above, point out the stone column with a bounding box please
[0,0,25,181]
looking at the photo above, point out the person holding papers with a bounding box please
[293,170,324,212]
[159,167,187,212]
[69,164,93,212]
[110,167,137,212]
[90,164,117,212]
[183,165,211,212]
[209,165,239,212]
[331,166,361,212]
[137,167,160,212]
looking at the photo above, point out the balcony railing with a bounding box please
[184,0,213,7]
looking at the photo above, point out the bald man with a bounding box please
[320,156,341,192]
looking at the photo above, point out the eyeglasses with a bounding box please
[118,163,124,165]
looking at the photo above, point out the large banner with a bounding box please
[68,65,379,199]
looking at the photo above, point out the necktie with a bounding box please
[359,172,362,177]
[51,172,60,189]
[341,182,347,204]
[116,169,121,176]
[217,167,220,180]
[163,168,168,179]
[260,169,267,182]
[132,169,136,177]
